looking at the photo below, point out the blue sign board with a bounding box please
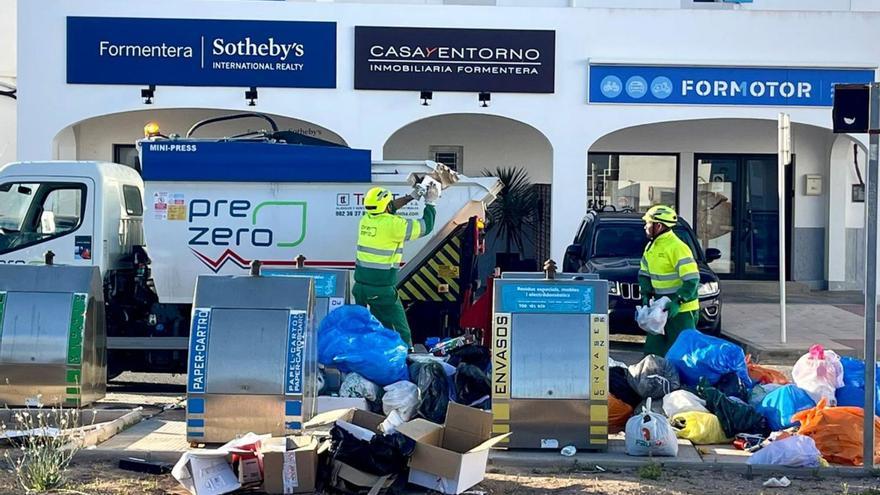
[187,308,212,394]
[262,270,337,297]
[140,141,371,183]
[285,311,307,396]
[355,26,555,93]
[67,17,336,88]
[500,284,594,314]
[590,65,875,106]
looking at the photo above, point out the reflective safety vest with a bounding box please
[639,230,700,313]
[356,212,426,271]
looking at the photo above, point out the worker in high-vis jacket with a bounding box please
[353,185,438,346]
[638,205,701,356]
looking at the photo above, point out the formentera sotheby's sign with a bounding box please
[67,17,337,88]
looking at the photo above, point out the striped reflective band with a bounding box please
[655,287,680,295]
[682,273,701,281]
[356,260,394,270]
[650,272,680,281]
[675,257,696,270]
[404,221,414,241]
[357,245,397,257]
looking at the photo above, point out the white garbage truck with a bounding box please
[0,114,500,376]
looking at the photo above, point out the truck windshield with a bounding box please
[0,182,85,254]
[592,223,700,259]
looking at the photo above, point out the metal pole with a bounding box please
[863,82,879,471]
[778,113,789,343]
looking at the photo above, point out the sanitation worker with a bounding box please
[353,184,439,347]
[638,205,701,356]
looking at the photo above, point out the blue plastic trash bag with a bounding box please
[756,384,815,431]
[665,329,752,388]
[834,356,880,414]
[318,305,409,386]
[747,435,821,468]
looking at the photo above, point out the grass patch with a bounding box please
[638,462,662,481]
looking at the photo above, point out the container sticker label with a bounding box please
[285,311,307,395]
[500,284,593,314]
[74,236,92,260]
[187,308,212,394]
[540,439,559,449]
[492,313,511,400]
[261,271,337,297]
[152,191,169,220]
[590,314,609,402]
[167,193,187,221]
[66,293,87,366]
[329,297,344,312]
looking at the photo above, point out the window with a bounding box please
[0,182,86,254]
[587,153,678,212]
[429,145,463,172]
[122,185,144,216]
[113,144,140,171]
[591,222,700,260]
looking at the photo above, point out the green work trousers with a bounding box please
[353,283,413,347]
[643,310,698,357]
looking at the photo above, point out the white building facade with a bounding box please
[12,0,880,289]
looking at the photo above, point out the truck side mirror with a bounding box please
[564,244,583,260]
[705,248,722,263]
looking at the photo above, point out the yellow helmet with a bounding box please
[364,187,392,214]
[642,205,678,227]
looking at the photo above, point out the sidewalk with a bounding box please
[720,281,870,362]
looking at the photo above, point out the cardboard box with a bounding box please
[328,460,396,494]
[262,436,319,494]
[302,407,385,435]
[316,396,369,413]
[397,403,511,494]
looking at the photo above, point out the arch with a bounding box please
[384,112,554,272]
[50,107,348,161]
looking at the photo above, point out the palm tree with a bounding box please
[482,166,538,254]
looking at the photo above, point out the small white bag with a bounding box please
[636,296,671,336]
[624,398,679,457]
[662,390,709,417]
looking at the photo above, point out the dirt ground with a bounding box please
[2,462,880,495]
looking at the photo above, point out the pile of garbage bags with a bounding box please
[318,305,493,427]
[618,329,880,466]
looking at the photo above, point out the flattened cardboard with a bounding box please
[316,396,368,413]
[303,408,384,433]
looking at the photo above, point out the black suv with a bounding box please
[563,210,723,335]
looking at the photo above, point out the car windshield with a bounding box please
[592,222,700,259]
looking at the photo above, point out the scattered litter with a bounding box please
[560,445,577,457]
[762,476,791,488]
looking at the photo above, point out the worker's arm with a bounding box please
[389,194,415,213]
[667,244,700,316]
[402,204,435,241]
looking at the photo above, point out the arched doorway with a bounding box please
[589,118,842,285]
[384,113,552,276]
[52,108,347,164]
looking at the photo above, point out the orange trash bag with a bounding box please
[792,398,880,466]
[746,354,789,385]
[609,394,634,434]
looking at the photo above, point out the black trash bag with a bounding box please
[447,344,491,371]
[409,360,450,423]
[697,377,770,438]
[329,426,416,476]
[455,363,491,406]
[627,355,681,399]
[716,372,750,402]
[611,366,641,407]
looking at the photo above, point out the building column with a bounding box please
[549,140,588,262]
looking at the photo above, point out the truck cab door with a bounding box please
[0,178,95,266]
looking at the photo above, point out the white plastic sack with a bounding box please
[747,435,822,468]
[792,344,844,406]
[636,297,670,336]
[339,372,381,402]
[382,381,420,422]
[662,390,709,417]
[624,398,679,457]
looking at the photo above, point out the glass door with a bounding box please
[695,154,791,279]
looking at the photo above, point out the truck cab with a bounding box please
[0,161,145,270]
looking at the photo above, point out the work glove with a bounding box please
[424,183,440,205]
[665,298,681,318]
